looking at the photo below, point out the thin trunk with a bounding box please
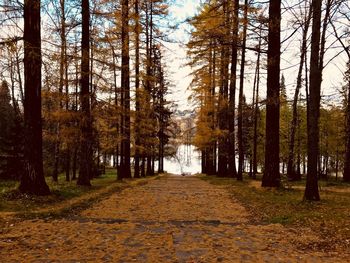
[287,7,311,180]
[141,156,145,177]
[237,0,248,181]
[228,0,239,178]
[134,0,141,178]
[72,147,77,180]
[217,0,229,177]
[252,32,262,179]
[210,46,217,175]
[15,46,24,104]
[304,0,321,201]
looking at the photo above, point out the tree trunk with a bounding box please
[228,0,239,178]
[208,45,217,175]
[120,0,132,179]
[237,0,248,181]
[77,0,92,186]
[343,62,350,182]
[134,0,141,178]
[252,30,262,179]
[304,0,321,201]
[19,0,50,195]
[217,0,230,177]
[262,0,281,188]
[287,7,311,180]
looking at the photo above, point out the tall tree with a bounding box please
[262,0,281,187]
[304,0,321,201]
[287,5,311,180]
[119,0,131,179]
[217,0,229,177]
[237,0,248,181]
[228,0,239,178]
[78,0,92,186]
[19,0,50,195]
[134,0,141,178]
[252,29,262,179]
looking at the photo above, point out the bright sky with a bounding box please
[163,0,201,112]
[164,0,348,112]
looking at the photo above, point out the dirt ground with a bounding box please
[0,175,348,262]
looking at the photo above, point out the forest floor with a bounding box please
[0,174,349,262]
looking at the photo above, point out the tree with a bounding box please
[262,0,281,187]
[342,62,350,182]
[0,80,22,180]
[134,0,141,178]
[217,0,230,177]
[78,0,92,186]
[304,0,322,201]
[119,0,131,179]
[252,24,263,178]
[287,4,311,180]
[19,0,50,195]
[237,0,248,181]
[228,0,239,178]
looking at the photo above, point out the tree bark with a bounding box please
[19,0,50,195]
[237,0,248,181]
[134,0,141,178]
[119,0,132,179]
[217,0,230,177]
[304,0,321,201]
[262,0,281,187]
[228,0,239,178]
[77,0,92,186]
[252,31,262,179]
[343,62,350,182]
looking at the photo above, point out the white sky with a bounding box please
[164,0,348,111]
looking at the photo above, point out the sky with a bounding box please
[163,0,201,112]
[163,0,349,112]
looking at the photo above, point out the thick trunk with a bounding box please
[120,0,132,179]
[19,0,50,195]
[304,0,321,201]
[262,0,281,187]
[77,0,92,186]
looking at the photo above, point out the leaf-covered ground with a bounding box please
[0,175,348,262]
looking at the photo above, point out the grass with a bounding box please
[199,174,350,250]
[0,168,120,214]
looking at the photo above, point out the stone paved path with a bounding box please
[0,175,348,262]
